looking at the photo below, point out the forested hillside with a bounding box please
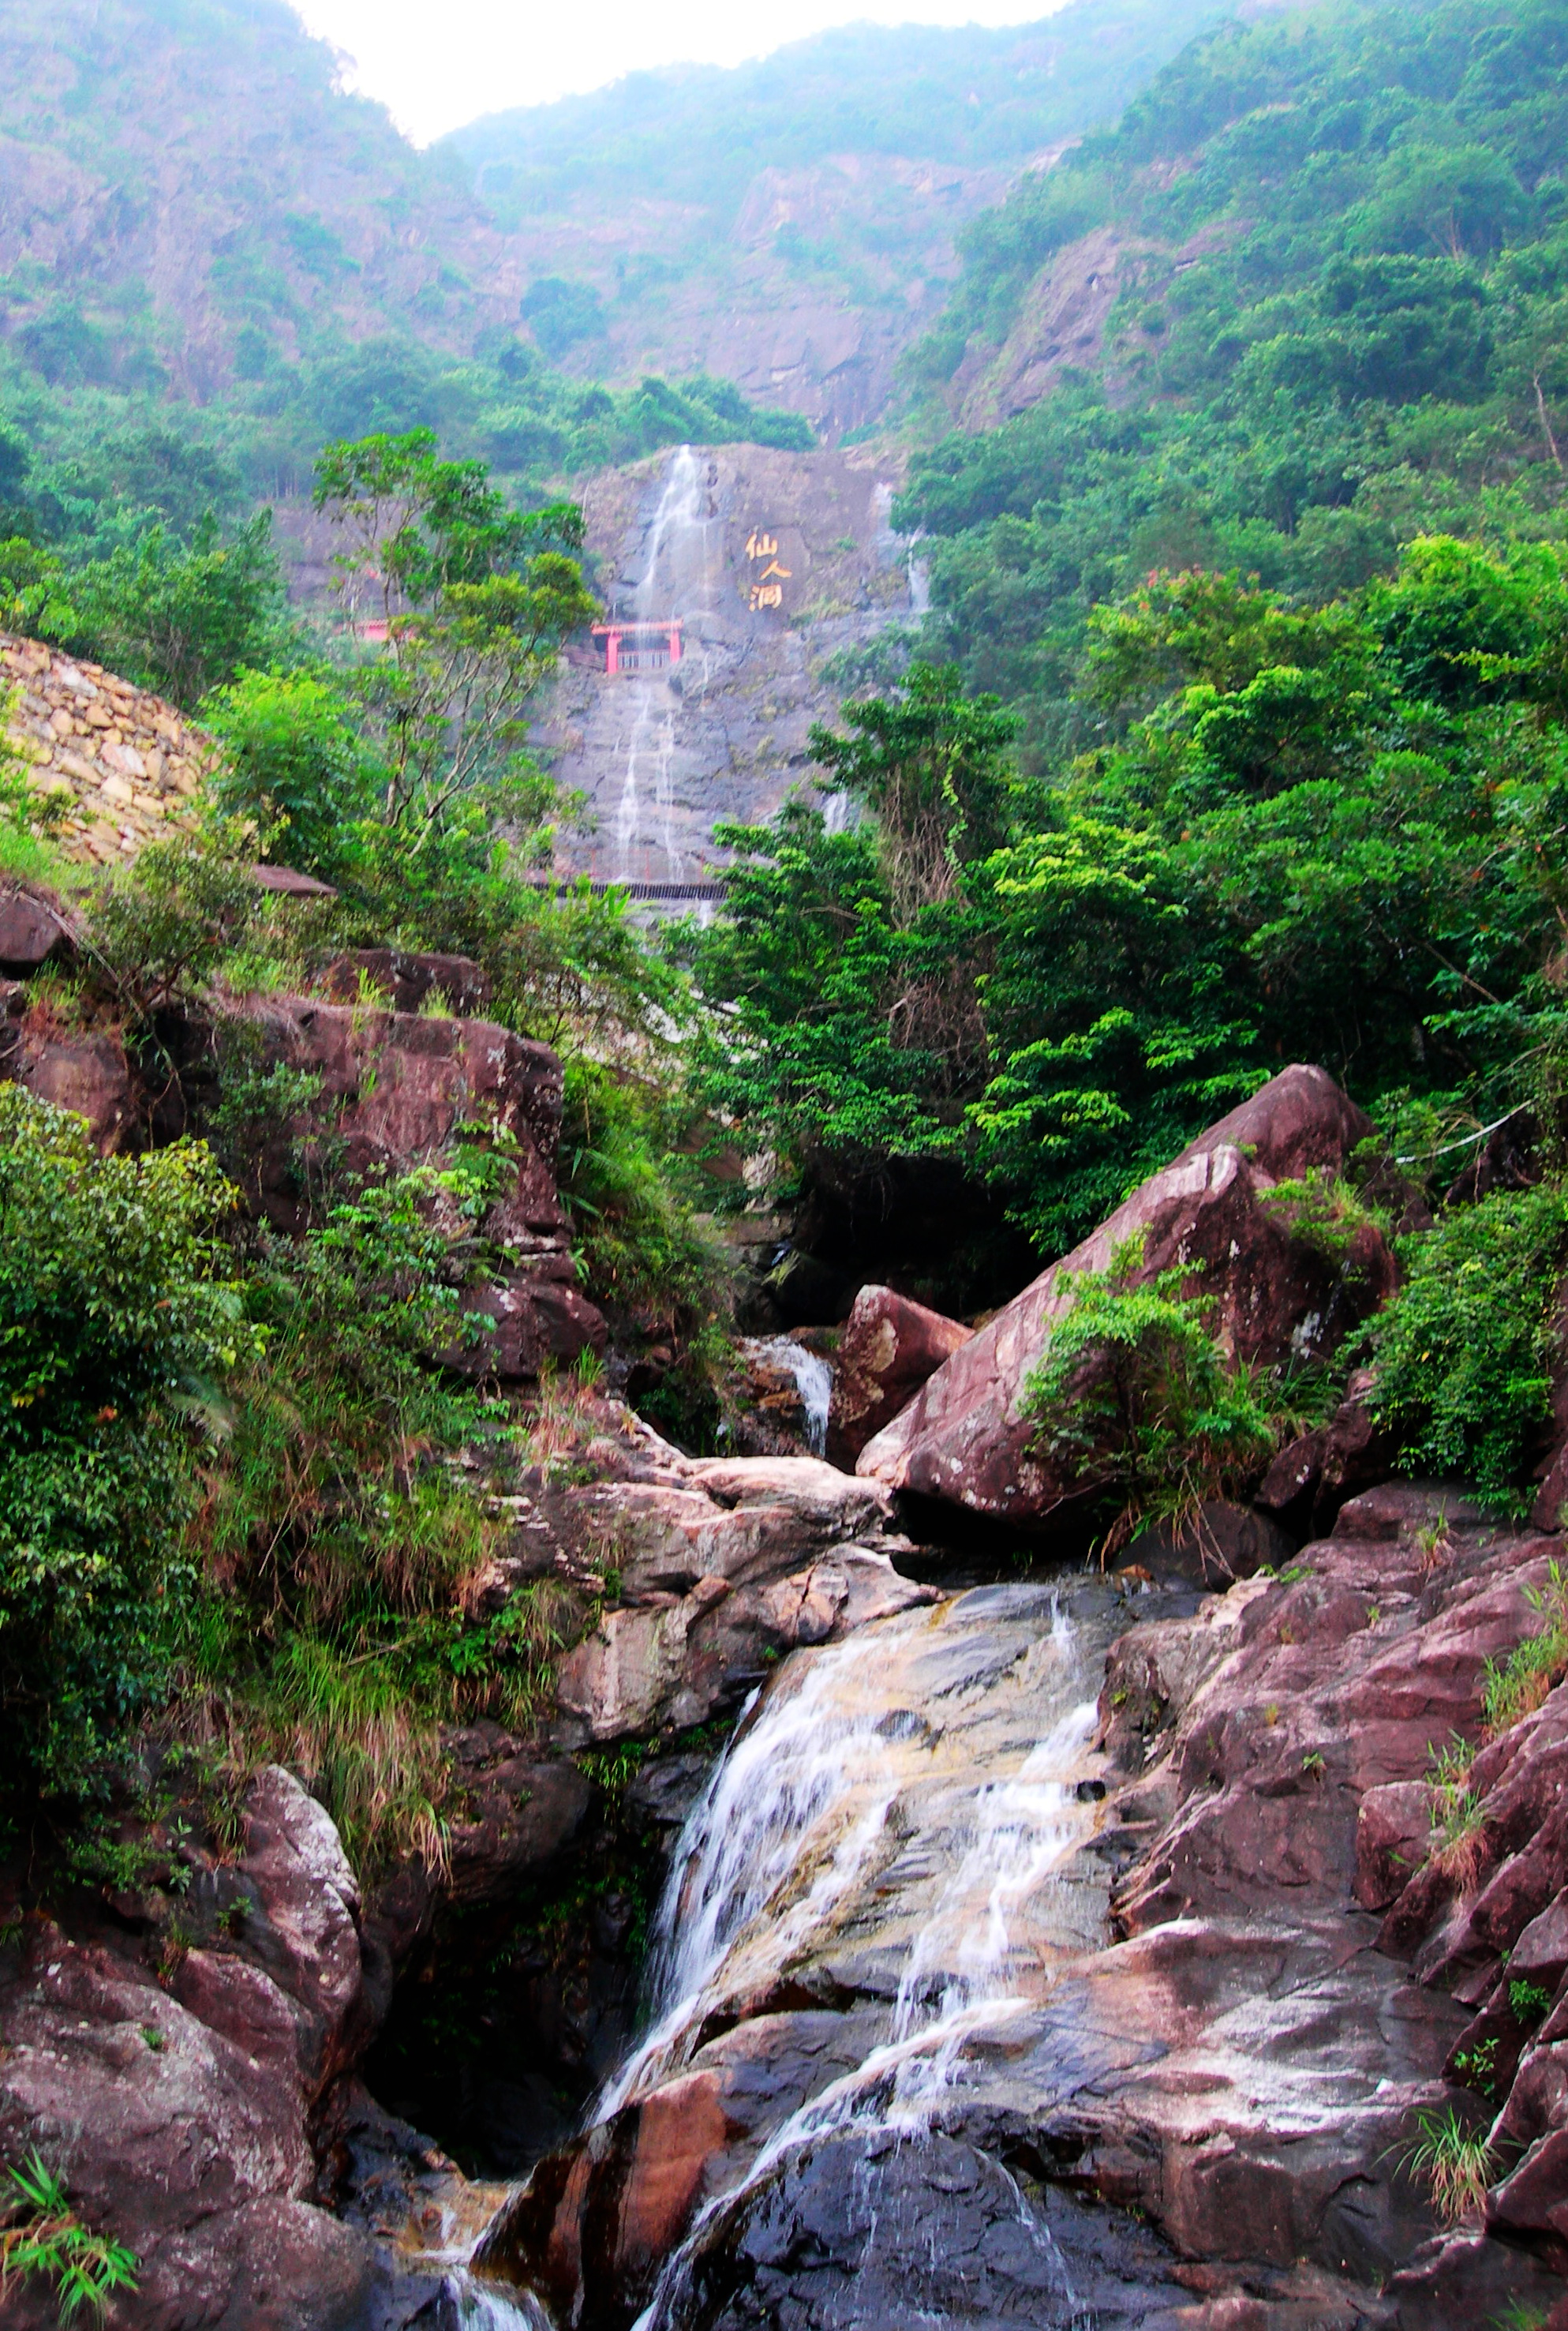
[8,7,1568,2318]
[441,0,1259,433]
[900,0,1568,748]
[0,0,811,567]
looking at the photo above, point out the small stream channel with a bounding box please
[441,1571,1180,2329]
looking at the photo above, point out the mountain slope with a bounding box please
[896,0,1568,751]
[0,0,505,401]
[439,2,1280,436]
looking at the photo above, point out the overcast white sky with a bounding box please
[289,0,1074,145]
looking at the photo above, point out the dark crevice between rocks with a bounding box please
[359,1735,720,2182]
[746,1149,1040,1332]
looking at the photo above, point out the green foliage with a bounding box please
[1424,1734,1481,1880]
[1452,2035,1501,2101]
[520,277,606,362]
[808,660,1016,918]
[0,2152,138,2322]
[78,822,264,1023]
[1022,1234,1289,1551]
[312,429,595,871]
[900,0,1568,758]
[65,513,292,709]
[1364,1188,1568,1508]
[679,797,986,1175]
[0,538,77,639]
[0,1085,247,1794]
[558,1059,732,1444]
[1259,1170,1389,1265]
[681,664,1016,1190]
[1510,1977,1552,2026]
[204,668,384,883]
[184,1168,582,1869]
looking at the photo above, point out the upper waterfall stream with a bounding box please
[612,444,715,883]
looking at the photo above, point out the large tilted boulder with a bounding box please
[826,1284,972,1466]
[858,1063,1398,1524]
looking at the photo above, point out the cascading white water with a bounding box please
[441,2271,554,2331]
[614,1590,1106,2330]
[614,446,708,881]
[744,1333,833,1456]
[594,1643,901,2117]
[466,1587,1113,2331]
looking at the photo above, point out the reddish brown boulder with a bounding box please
[447,1272,608,1381]
[12,1025,133,1151]
[0,883,69,970]
[858,1065,1398,1525]
[249,862,338,900]
[238,995,563,1180]
[0,1766,378,2329]
[1354,1782,1435,1912]
[826,1284,971,1465]
[1120,1497,1293,1586]
[1254,1368,1396,1537]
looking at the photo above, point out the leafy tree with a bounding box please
[1362,1186,1568,1509]
[520,277,607,361]
[808,661,1016,917]
[205,667,384,883]
[312,428,595,856]
[67,512,290,707]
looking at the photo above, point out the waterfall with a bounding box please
[601,1592,1096,2129]
[438,2271,554,2331]
[593,1642,900,2117]
[468,1586,1112,2330]
[746,1333,833,1456]
[614,446,706,882]
[615,1590,1104,2330]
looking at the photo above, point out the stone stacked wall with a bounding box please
[0,631,217,863]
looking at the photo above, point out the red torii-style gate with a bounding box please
[592,619,683,676]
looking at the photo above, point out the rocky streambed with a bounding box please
[426,1479,1568,2329]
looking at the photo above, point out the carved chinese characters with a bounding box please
[746,527,791,612]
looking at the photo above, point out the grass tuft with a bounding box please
[1395,2104,1495,2225]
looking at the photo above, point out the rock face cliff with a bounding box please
[5,893,1567,2330]
[476,1482,1568,2329]
[538,441,918,886]
[0,898,944,2325]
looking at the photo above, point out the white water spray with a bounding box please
[616,1590,1103,2329]
[745,1334,833,1456]
[441,2273,554,2331]
[613,446,709,881]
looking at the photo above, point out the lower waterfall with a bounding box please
[467,1581,1140,2328]
[619,1591,1103,2329]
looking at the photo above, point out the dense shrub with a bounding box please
[1363,1185,1568,1510]
[0,1085,245,1795]
[1023,1236,1290,1552]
